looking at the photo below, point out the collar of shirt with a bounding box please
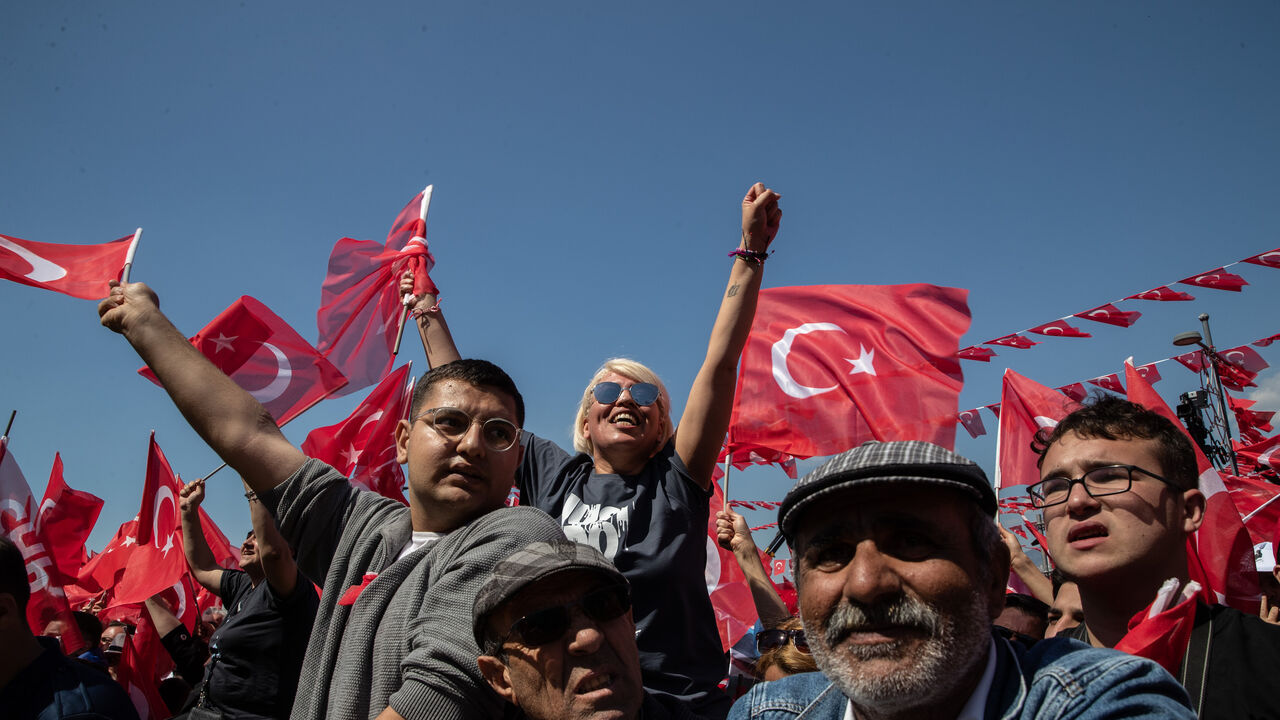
[396,530,445,561]
[842,637,997,720]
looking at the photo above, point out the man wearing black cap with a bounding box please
[729,440,1195,720]
[474,540,700,720]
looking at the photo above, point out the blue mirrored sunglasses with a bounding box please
[591,381,660,407]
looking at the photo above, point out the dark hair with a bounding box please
[411,359,525,427]
[0,537,29,613]
[72,611,103,644]
[1050,568,1069,595]
[1003,592,1049,621]
[1032,394,1198,492]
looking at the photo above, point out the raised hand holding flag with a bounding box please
[0,231,139,299]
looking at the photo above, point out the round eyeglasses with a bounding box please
[413,407,521,452]
[591,381,660,407]
[1027,464,1175,509]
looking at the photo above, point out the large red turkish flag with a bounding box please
[107,434,189,606]
[316,188,438,396]
[36,454,103,585]
[1123,360,1259,612]
[302,363,413,504]
[705,471,755,653]
[0,438,86,654]
[995,369,1077,490]
[140,296,347,425]
[0,233,133,299]
[727,285,969,458]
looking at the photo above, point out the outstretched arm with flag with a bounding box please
[99,281,307,494]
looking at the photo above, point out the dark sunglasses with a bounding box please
[591,381,660,407]
[756,628,810,654]
[995,625,1039,647]
[496,585,631,654]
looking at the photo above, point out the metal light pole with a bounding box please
[1172,314,1240,475]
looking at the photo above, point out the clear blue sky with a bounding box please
[3,2,1279,559]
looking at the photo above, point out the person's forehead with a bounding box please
[498,569,610,620]
[422,380,518,421]
[794,485,971,546]
[1042,432,1163,475]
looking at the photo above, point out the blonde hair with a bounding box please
[572,358,674,456]
[755,616,818,678]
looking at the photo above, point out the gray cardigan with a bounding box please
[263,458,565,720]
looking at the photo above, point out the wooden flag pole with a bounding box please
[121,228,142,283]
[393,186,435,356]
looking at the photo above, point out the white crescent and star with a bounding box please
[151,486,177,556]
[771,323,876,399]
[1224,350,1246,367]
[1256,252,1280,266]
[0,236,67,282]
[247,343,293,404]
[207,334,237,353]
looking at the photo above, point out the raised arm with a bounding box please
[400,270,462,368]
[716,508,791,629]
[179,478,226,594]
[99,281,305,492]
[676,183,781,488]
[244,483,299,597]
[1000,524,1053,605]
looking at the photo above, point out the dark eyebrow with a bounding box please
[799,512,935,551]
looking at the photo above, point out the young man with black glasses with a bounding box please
[1034,394,1280,718]
[473,540,700,720]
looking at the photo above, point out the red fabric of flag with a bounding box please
[1074,303,1142,328]
[140,296,347,425]
[957,345,996,362]
[1235,433,1280,474]
[0,438,86,654]
[302,363,413,504]
[0,233,132,300]
[1253,333,1280,348]
[116,611,170,720]
[1126,286,1195,302]
[1028,319,1091,338]
[36,454,103,585]
[316,189,437,397]
[706,478,755,652]
[1134,363,1162,385]
[1056,383,1088,402]
[1086,373,1124,393]
[996,369,1077,489]
[108,434,190,606]
[1115,589,1199,676]
[1179,268,1248,292]
[958,409,987,439]
[985,333,1038,349]
[1124,361,1259,612]
[1173,351,1206,374]
[1222,473,1280,548]
[727,284,970,459]
[1242,249,1280,269]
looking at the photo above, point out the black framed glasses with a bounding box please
[413,407,521,452]
[756,628,810,655]
[591,381,660,407]
[1027,464,1175,509]
[495,584,631,654]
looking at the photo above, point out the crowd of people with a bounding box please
[4,181,1280,720]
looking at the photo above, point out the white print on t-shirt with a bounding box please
[561,493,632,560]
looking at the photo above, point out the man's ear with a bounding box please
[1182,488,1207,533]
[987,528,1013,621]
[395,419,412,465]
[477,654,517,705]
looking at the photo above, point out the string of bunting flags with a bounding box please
[956,248,1280,361]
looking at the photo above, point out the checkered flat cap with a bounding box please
[472,539,628,651]
[778,440,996,540]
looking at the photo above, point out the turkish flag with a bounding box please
[1124,360,1259,612]
[316,187,438,397]
[107,434,190,606]
[986,333,1038,349]
[116,611,170,720]
[140,296,347,426]
[1173,351,1206,374]
[1219,345,1269,374]
[1134,363,1162,384]
[1074,303,1142,328]
[1229,397,1274,436]
[727,285,969,459]
[0,233,133,300]
[717,444,799,479]
[1179,267,1248,292]
[1222,473,1280,548]
[1115,585,1199,676]
[0,438,86,654]
[1028,319,1091,338]
[1023,519,1051,557]
[1086,373,1124,393]
[958,409,987,439]
[957,345,996,362]
[36,454,103,585]
[1235,433,1280,474]
[985,403,1001,419]
[1242,248,1280,269]
[302,363,413,504]
[1126,286,1195,302]
[995,369,1077,489]
[1056,383,1088,402]
[705,477,756,652]
[1253,333,1280,348]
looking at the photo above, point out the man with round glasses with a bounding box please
[98,282,565,720]
[1034,394,1280,718]
[473,540,700,720]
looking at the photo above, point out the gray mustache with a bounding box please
[824,595,941,646]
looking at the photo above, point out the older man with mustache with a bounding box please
[728,440,1195,720]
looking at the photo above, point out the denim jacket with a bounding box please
[728,635,1195,720]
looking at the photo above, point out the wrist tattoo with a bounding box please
[727,284,740,298]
